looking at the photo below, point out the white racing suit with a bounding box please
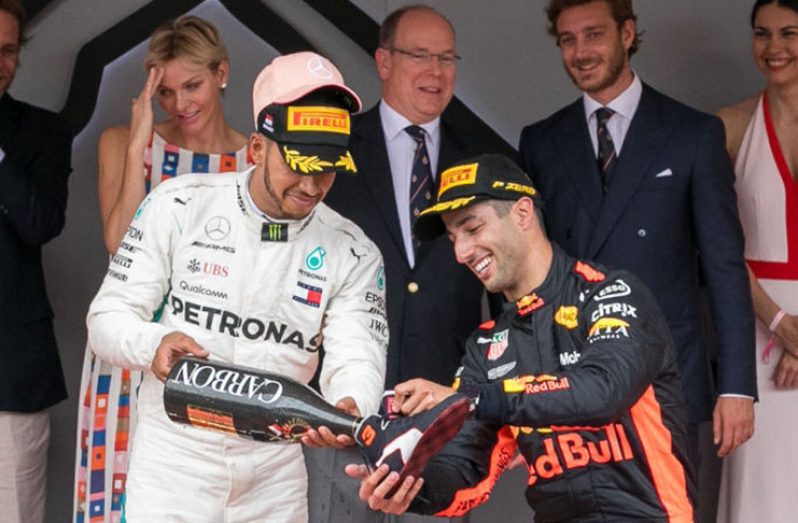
[87,168,387,522]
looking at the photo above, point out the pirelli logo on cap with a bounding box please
[438,162,479,197]
[287,106,350,134]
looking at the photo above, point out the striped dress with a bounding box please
[73,132,249,523]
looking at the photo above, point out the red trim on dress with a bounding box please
[746,93,798,280]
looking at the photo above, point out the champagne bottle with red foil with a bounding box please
[163,356,361,442]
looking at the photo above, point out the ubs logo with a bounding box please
[205,216,231,241]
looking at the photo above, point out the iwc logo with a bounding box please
[205,216,231,241]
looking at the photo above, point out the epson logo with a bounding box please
[173,360,283,405]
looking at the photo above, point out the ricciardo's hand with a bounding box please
[394,378,456,416]
[345,463,423,514]
[151,331,208,382]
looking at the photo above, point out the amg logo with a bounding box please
[170,296,320,352]
[192,241,235,254]
[172,360,283,404]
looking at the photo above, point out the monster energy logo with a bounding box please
[262,223,287,242]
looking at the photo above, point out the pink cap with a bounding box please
[252,51,362,127]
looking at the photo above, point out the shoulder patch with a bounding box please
[479,320,496,330]
[574,261,606,282]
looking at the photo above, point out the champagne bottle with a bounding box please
[163,356,361,443]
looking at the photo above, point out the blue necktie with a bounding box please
[405,125,433,250]
[595,107,616,192]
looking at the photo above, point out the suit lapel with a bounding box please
[587,85,673,257]
[0,94,20,146]
[352,108,409,262]
[552,101,604,221]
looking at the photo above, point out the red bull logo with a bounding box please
[503,375,570,395]
[525,423,634,486]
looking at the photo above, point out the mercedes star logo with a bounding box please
[307,56,333,79]
[205,216,231,241]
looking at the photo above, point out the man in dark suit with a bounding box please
[310,5,488,522]
[0,1,72,522]
[326,5,486,390]
[518,0,756,465]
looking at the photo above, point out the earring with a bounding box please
[221,82,228,89]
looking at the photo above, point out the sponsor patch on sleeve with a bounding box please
[554,305,578,329]
[574,261,606,282]
[587,317,631,343]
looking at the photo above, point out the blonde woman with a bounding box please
[74,16,249,522]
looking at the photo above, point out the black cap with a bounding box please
[413,154,542,241]
[256,89,358,175]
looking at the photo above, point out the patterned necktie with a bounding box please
[595,107,616,192]
[405,125,433,250]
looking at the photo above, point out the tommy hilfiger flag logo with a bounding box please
[293,281,322,308]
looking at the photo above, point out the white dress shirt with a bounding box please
[583,73,643,157]
[380,101,441,268]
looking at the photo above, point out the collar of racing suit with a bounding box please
[235,167,317,243]
[508,244,570,318]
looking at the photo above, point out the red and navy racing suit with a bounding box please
[410,246,696,522]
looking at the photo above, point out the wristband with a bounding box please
[769,309,787,333]
[763,309,787,363]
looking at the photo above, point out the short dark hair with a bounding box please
[379,4,455,48]
[751,0,798,26]
[545,0,642,56]
[0,0,27,46]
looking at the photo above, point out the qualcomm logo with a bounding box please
[306,246,326,271]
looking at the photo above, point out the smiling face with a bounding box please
[375,8,456,124]
[554,0,634,104]
[155,57,227,135]
[752,3,798,87]
[443,200,529,299]
[0,10,20,97]
[248,135,336,220]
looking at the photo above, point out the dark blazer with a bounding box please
[325,104,488,387]
[518,84,756,423]
[0,93,71,412]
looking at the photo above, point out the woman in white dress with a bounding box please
[716,1,798,522]
[73,16,249,523]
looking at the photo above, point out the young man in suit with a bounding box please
[313,5,491,522]
[518,0,756,466]
[0,1,72,522]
